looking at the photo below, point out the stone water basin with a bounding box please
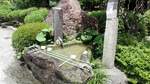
[24,41,93,84]
[46,41,91,69]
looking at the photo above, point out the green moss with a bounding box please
[12,22,49,52]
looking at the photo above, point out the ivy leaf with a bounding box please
[36,32,46,42]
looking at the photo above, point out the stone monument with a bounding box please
[52,7,63,42]
[102,0,128,84]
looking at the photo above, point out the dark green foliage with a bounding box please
[143,10,150,35]
[79,0,107,10]
[12,0,48,9]
[12,22,49,52]
[88,10,106,33]
[12,0,58,9]
[116,43,150,84]
[117,33,139,46]
[76,29,104,59]
[88,59,106,84]
[24,8,48,23]
[118,12,146,38]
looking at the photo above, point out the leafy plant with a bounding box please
[88,10,106,33]
[12,0,50,9]
[77,29,104,59]
[88,59,106,84]
[143,9,150,35]
[36,28,53,44]
[117,33,139,46]
[12,22,49,52]
[79,0,107,10]
[116,43,150,84]
[118,11,147,38]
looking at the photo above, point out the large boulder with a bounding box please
[45,0,98,38]
[58,0,99,36]
[24,45,93,84]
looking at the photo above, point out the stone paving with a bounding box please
[0,27,41,84]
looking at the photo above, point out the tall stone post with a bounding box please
[102,0,127,84]
[52,7,63,41]
[102,0,119,69]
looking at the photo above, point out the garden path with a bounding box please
[0,27,41,84]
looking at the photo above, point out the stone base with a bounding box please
[104,67,128,84]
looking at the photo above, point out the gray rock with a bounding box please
[58,0,98,37]
[104,67,128,84]
[145,36,150,42]
[24,46,93,84]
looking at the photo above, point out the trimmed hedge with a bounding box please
[12,22,49,52]
[0,4,12,20]
[7,7,38,21]
[24,8,48,23]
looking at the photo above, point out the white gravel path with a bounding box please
[0,27,41,84]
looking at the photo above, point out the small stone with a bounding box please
[47,47,52,51]
[41,46,46,50]
[70,55,76,59]
[145,36,150,42]
[83,51,88,55]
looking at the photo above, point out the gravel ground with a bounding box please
[0,27,41,84]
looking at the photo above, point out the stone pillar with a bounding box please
[102,0,128,84]
[102,0,119,69]
[52,7,63,41]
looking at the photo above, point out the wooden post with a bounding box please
[102,0,119,69]
[52,7,63,41]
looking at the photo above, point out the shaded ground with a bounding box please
[0,27,41,84]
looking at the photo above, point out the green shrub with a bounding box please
[7,10,22,20]
[118,12,147,38]
[77,29,104,59]
[0,4,13,20]
[116,43,150,84]
[88,59,106,84]
[143,10,150,35]
[7,7,38,21]
[12,0,52,9]
[24,8,48,23]
[88,10,106,33]
[79,0,107,10]
[12,22,49,52]
[117,33,139,46]
[18,7,38,18]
